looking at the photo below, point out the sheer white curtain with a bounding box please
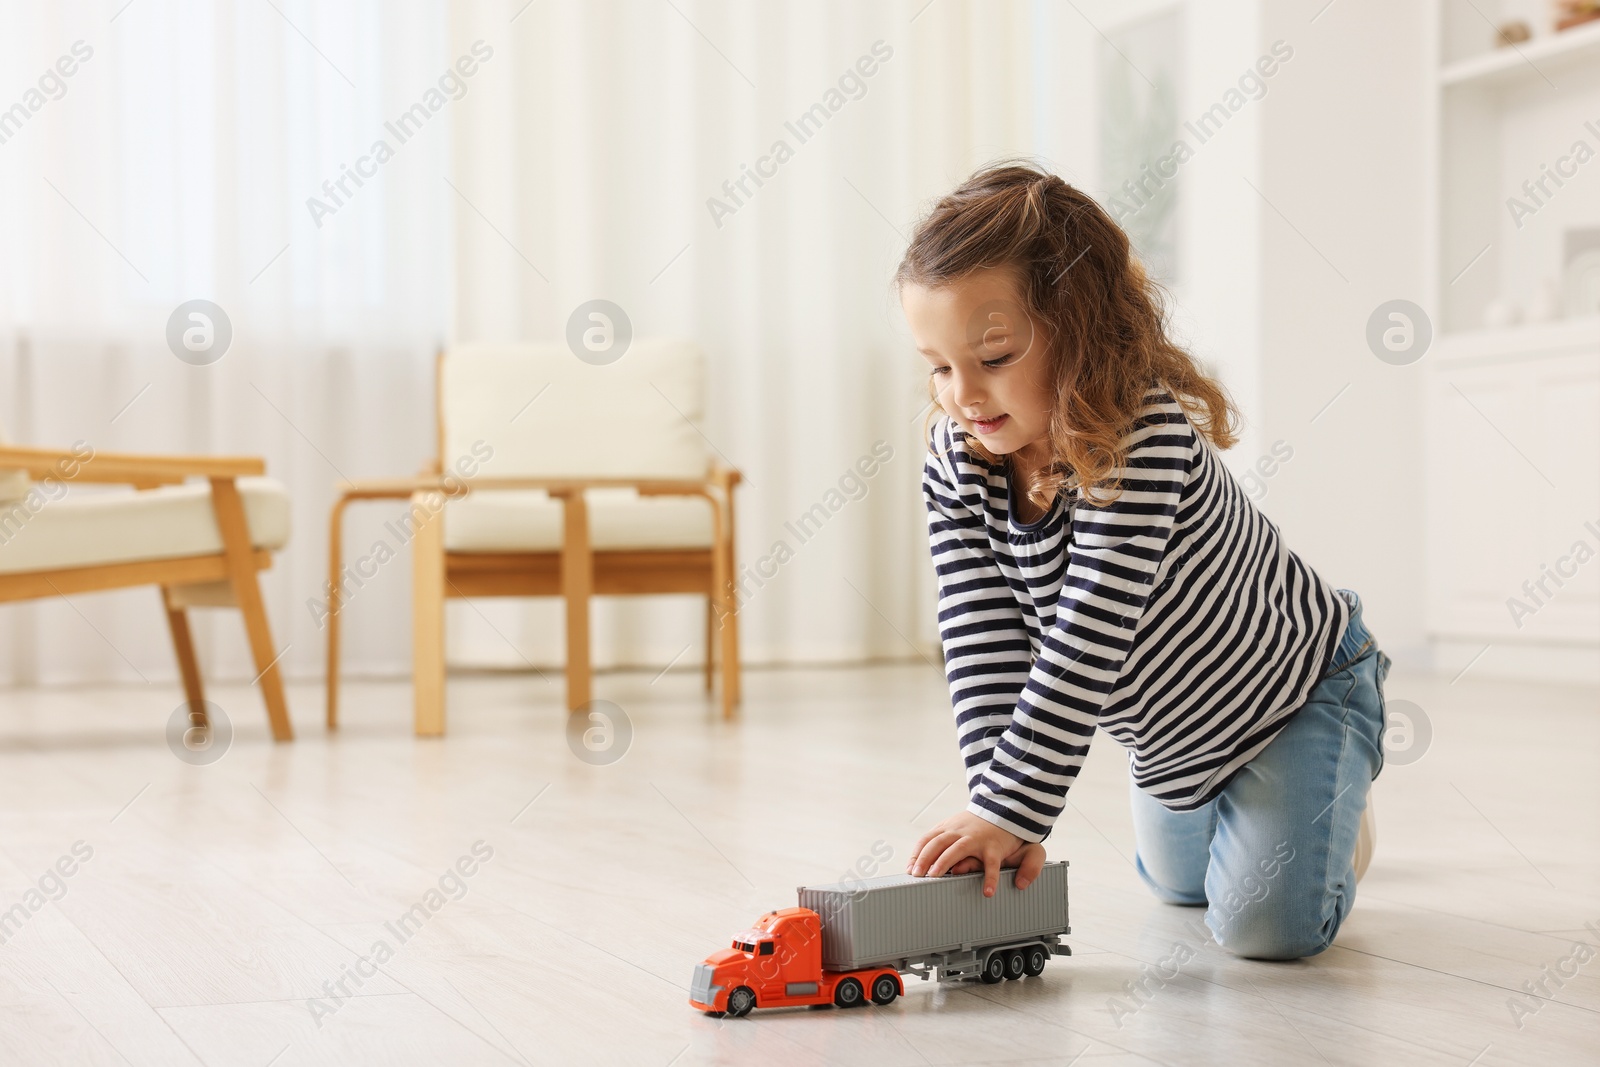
[2,0,1083,689]
[0,1,451,686]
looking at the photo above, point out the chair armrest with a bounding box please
[340,474,722,497]
[0,444,264,485]
[333,476,445,500]
[480,476,714,495]
[707,464,743,493]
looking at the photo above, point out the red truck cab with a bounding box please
[689,907,903,1017]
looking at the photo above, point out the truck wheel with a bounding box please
[980,952,1006,984]
[1003,950,1026,980]
[726,986,756,1017]
[834,977,865,1008]
[1023,945,1048,977]
[870,975,899,1006]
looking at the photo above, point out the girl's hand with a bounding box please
[908,811,1041,897]
[945,842,1048,889]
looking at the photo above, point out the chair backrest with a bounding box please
[439,339,708,480]
[0,417,29,502]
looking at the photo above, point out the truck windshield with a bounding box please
[733,940,756,953]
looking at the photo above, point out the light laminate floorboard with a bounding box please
[0,663,1595,1066]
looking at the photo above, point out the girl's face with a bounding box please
[902,267,1054,459]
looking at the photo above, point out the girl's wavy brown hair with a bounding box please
[897,161,1239,508]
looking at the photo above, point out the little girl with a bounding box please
[899,163,1389,960]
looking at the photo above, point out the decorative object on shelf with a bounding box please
[1493,19,1532,46]
[1482,297,1523,329]
[1526,277,1564,322]
[1554,1,1600,33]
[1563,226,1600,317]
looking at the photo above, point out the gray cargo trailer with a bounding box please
[796,861,1070,983]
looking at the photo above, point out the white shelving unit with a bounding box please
[1424,2,1600,680]
[1439,15,1600,89]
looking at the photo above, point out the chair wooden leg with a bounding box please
[326,494,353,731]
[717,492,741,719]
[558,490,593,711]
[719,585,740,720]
[161,587,207,728]
[704,598,715,692]
[210,477,293,742]
[411,490,447,736]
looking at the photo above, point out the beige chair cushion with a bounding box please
[441,339,708,481]
[445,487,713,553]
[0,417,30,503]
[0,477,290,575]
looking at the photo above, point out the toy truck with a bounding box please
[689,861,1070,1017]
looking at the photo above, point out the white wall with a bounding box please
[1171,0,1264,461]
[1256,0,1430,663]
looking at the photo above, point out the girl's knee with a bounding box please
[1208,904,1339,961]
[1201,837,1347,958]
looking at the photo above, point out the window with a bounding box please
[759,942,774,956]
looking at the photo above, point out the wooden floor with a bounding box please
[0,662,1595,1066]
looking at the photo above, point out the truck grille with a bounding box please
[689,963,720,1005]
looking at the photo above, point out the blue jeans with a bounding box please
[1128,589,1390,960]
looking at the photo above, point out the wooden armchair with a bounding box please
[0,429,293,741]
[324,339,742,734]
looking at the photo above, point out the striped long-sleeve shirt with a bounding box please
[923,390,1350,843]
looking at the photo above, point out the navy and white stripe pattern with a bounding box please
[923,390,1350,842]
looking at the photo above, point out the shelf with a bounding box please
[1440,18,1600,91]
[1433,313,1600,365]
